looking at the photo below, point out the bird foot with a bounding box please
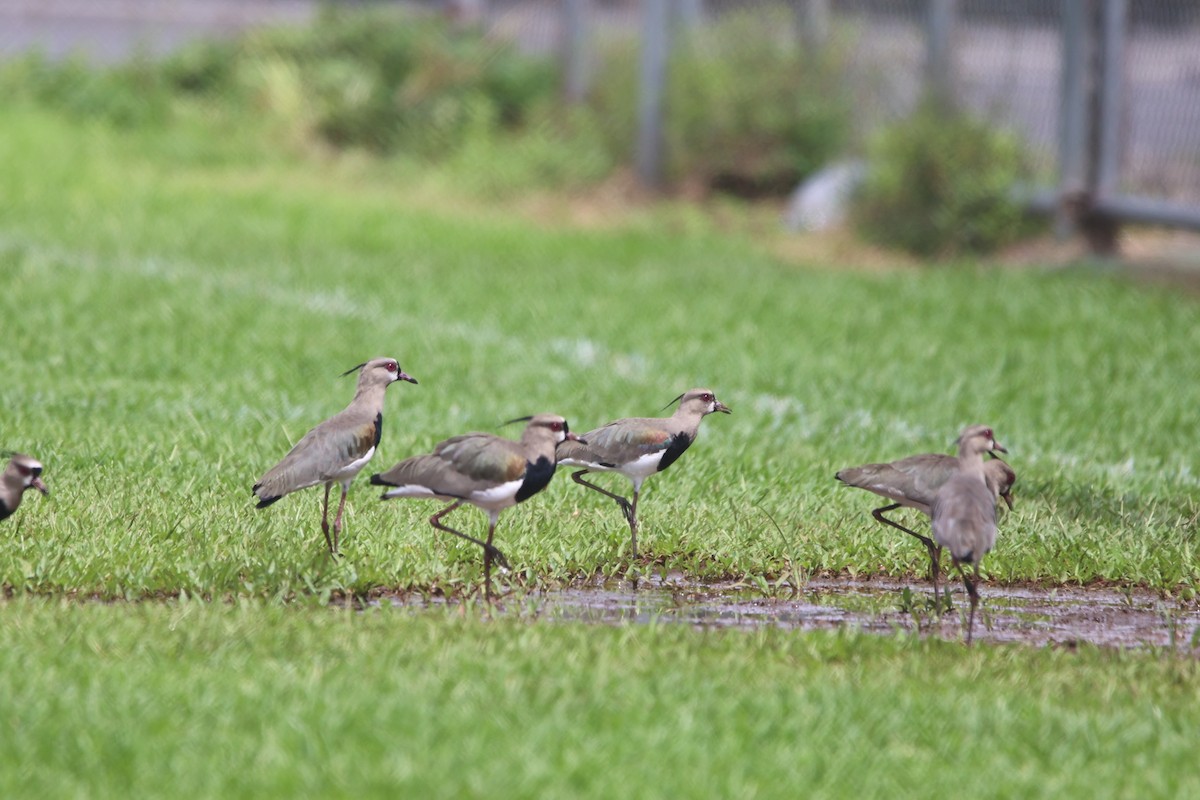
[486,546,512,572]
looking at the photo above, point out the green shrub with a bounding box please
[0,52,172,127]
[239,7,559,156]
[589,9,853,195]
[160,38,241,95]
[670,11,852,195]
[445,107,616,196]
[854,103,1037,257]
[0,7,560,159]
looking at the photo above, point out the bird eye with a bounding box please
[16,465,30,477]
[702,393,713,402]
[550,421,562,432]
[386,361,398,372]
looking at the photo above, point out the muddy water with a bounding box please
[379,574,1200,651]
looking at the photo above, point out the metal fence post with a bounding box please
[925,0,957,107]
[1096,0,1127,198]
[1057,0,1089,237]
[675,0,703,30]
[1074,0,1121,253]
[637,0,671,189]
[562,0,590,103]
[800,0,831,52]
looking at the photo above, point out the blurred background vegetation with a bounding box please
[0,3,1042,257]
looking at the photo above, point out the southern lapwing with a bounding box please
[370,414,582,600]
[931,425,1007,644]
[836,443,1013,601]
[557,388,731,558]
[1,452,49,522]
[253,357,417,555]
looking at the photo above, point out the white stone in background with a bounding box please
[782,159,867,232]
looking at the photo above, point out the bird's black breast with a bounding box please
[516,456,556,503]
[657,433,693,473]
[0,501,12,522]
[373,412,383,449]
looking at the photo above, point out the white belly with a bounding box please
[328,446,375,484]
[382,477,524,512]
[620,451,666,480]
[382,484,457,502]
[467,478,524,512]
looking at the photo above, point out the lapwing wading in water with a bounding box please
[1,452,49,522]
[253,357,417,555]
[836,445,1014,602]
[370,413,582,601]
[931,425,1007,645]
[557,388,731,558]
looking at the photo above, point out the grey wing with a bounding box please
[435,433,527,484]
[837,462,913,503]
[559,418,672,466]
[375,434,525,499]
[254,416,376,502]
[894,454,957,508]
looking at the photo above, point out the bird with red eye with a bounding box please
[252,356,418,556]
[836,426,1014,607]
[931,424,1009,644]
[1,452,49,522]
[371,413,583,601]
[557,388,732,559]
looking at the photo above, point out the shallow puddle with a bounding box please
[378,574,1200,651]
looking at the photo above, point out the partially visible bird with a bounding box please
[557,388,731,558]
[931,424,1007,644]
[836,446,1014,600]
[371,413,582,600]
[253,357,417,555]
[1,452,49,522]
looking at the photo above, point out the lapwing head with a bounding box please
[342,357,418,387]
[505,414,586,447]
[955,425,1006,457]
[3,452,48,496]
[665,388,732,417]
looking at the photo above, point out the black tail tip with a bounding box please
[368,473,389,486]
[255,495,282,509]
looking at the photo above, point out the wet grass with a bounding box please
[2,598,1199,798]
[3,106,1199,600]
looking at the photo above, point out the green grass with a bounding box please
[1,84,1199,800]
[1,598,1198,798]
[1,105,1199,600]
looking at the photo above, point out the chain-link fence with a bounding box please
[4,0,1198,232]
[483,0,1200,231]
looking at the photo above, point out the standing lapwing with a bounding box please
[253,357,417,555]
[370,414,582,600]
[1,452,49,522]
[931,424,1007,644]
[557,388,731,558]
[836,444,1014,602]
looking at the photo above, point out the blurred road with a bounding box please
[0,0,316,61]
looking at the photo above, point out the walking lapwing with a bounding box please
[931,425,1007,644]
[836,445,1014,601]
[370,413,582,600]
[253,357,417,555]
[557,388,731,557]
[1,452,49,522]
